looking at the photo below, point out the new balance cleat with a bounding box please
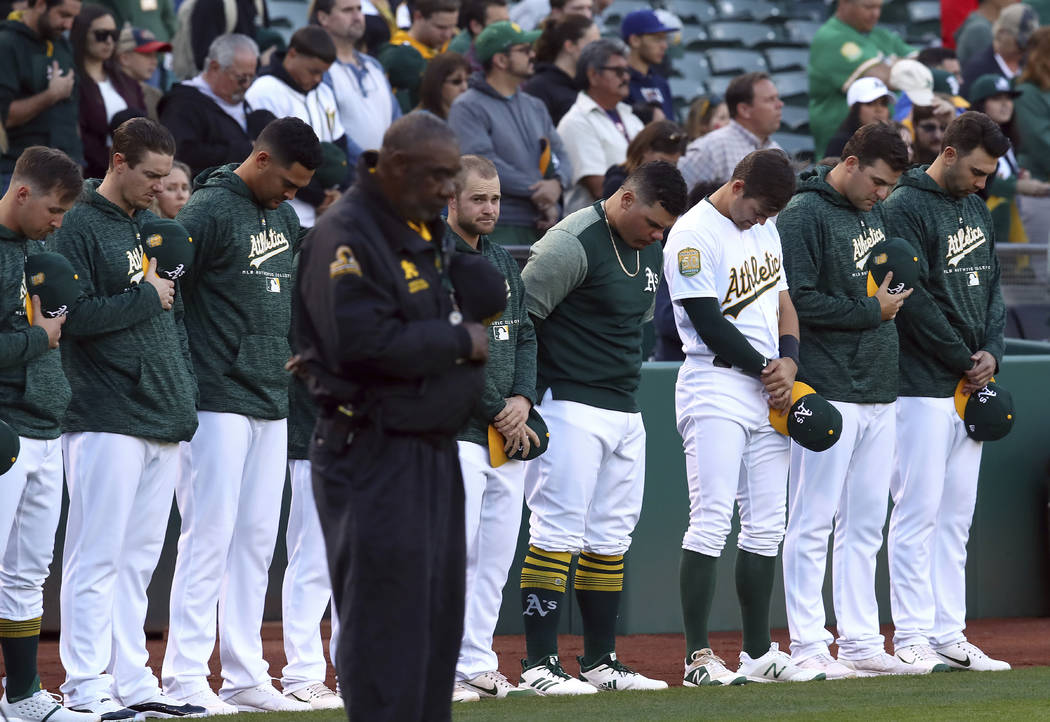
[737,643,826,683]
[683,649,747,686]
[519,655,597,696]
[578,653,668,691]
[934,641,1011,671]
[461,671,537,698]
[894,644,951,673]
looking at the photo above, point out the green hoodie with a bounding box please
[882,166,1006,398]
[449,227,538,448]
[177,164,302,420]
[50,180,198,442]
[0,18,83,173]
[777,165,897,404]
[0,225,71,439]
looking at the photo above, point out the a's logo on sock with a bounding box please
[522,593,557,617]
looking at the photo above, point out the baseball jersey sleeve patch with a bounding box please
[330,245,362,278]
[678,247,701,276]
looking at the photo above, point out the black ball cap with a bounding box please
[0,418,19,475]
[448,253,508,324]
[508,407,550,461]
[24,252,80,319]
[866,236,920,296]
[140,218,195,281]
[315,142,349,189]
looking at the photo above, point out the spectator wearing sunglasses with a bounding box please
[72,4,147,179]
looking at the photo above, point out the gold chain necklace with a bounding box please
[602,201,640,277]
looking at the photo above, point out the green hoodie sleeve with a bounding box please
[778,204,882,330]
[51,227,165,337]
[0,326,50,368]
[172,288,198,402]
[886,208,976,374]
[511,281,538,404]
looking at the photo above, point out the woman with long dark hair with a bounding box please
[417,52,471,120]
[824,77,892,159]
[72,4,146,178]
[520,14,600,125]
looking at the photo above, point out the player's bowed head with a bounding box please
[604,160,688,249]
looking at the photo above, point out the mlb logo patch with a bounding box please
[968,272,979,286]
[493,325,510,341]
[267,277,281,293]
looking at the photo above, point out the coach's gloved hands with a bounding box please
[144,258,175,310]
[762,357,797,411]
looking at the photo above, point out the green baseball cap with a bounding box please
[0,418,18,475]
[967,73,1021,105]
[24,252,81,320]
[866,236,920,297]
[475,21,541,65]
[141,217,195,281]
[770,382,842,452]
[315,141,349,189]
[954,379,1014,441]
[508,407,550,461]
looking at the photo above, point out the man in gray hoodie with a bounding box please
[448,21,572,246]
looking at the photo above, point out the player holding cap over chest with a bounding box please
[665,149,823,687]
[776,123,920,679]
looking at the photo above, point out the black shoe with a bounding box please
[127,696,208,719]
[70,698,137,721]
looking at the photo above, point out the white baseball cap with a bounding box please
[890,59,934,107]
[847,77,893,106]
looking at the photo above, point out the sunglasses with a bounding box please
[600,66,631,78]
[93,28,120,43]
[917,122,947,133]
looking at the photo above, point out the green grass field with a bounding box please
[233,667,1050,721]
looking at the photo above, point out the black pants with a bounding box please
[312,424,466,722]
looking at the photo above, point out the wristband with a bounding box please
[779,334,800,365]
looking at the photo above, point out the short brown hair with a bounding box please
[726,71,771,119]
[942,110,1010,158]
[454,154,498,193]
[111,117,175,169]
[842,122,910,172]
[12,146,83,203]
[731,148,796,211]
[414,0,459,18]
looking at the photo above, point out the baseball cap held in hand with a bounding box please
[141,218,195,281]
[866,236,920,296]
[488,407,550,466]
[0,418,19,475]
[24,252,81,323]
[448,252,509,324]
[770,382,842,452]
[954,378,1014,441]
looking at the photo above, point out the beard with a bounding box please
[37,12,65,40]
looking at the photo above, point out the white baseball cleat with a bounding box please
[283,682,344,710]
[683,648,747,686]
[2,690,101,722]
[839,651,931,676]
[223,684,311,712]
[933,641,1011,671]
[577,653,668,691]
[167,688,237,716]
[792,652,857,680]
[451,683,480,703]
[460,670,538,699]
[737,643,826,682]
[519,655,597,696]
[894,644,951,673]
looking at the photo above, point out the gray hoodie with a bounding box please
[447,73,572,228]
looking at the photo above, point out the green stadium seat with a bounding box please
[764,46,809,72]
[675,50,713,81]
[772,131,816,162]
[782,19,822,46]
[779,105,810,132]
[713,0,781,21]
[771,70,809,104]
[707,20,780,48]
[706,47,768,75]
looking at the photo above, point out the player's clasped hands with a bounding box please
[494,395,540,454]
[761,357,797,411]
[31,294,64,349]
[144,258,175,310]
[962,350,997,394]
[875,271,913,320]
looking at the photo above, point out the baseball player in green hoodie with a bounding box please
[882,111,1010,673]
[446,155,540,702]
[0,147,94,722]
[162,117,320,714]
[777,123,920,679]
[49,118,203,721]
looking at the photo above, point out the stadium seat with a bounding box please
[706,74,733,97]
[678,25,712,50]
[603,0,652,27]
[706,21,780,48]
[764,46,809,72]
[669,77,707,106]
[781,1,828,21]
[779,105,810,132]
[672,0,718,25]
[675,51,713,81]
[1005,307,1022,339]
[1011,304,1050,342]
[705,47,767,75]
[781,19,822,46]
[713,0,781,21]
[771,70,809,104]
[772,131,816,162]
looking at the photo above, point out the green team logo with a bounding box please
[678,247,701,276]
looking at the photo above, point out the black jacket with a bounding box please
[157,82,254,180]
[522,62,578,126]
[295,152,484,435]
[960,45,1006,100]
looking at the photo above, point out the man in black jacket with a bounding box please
[158,32,258,180]
[294,112,491,722]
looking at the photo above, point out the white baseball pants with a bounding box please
[162,412,288,699]
[889,396,982,649]
[783,401,894,661]
[59,432,179,707]
[455,441,525,681]
[676,363,789,558]
[281,458,339,694]
[524,389,646,556]
[0,438,63,622]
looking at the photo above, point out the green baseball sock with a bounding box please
[0,617,42,702]
[575,552,625,666]
[680,549,719,655]
[520,546,571,664]
[735,550,776,659]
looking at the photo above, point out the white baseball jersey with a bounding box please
[664,199,787,361]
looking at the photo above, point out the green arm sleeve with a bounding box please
[681,296,767,375]
[0,327,50,368]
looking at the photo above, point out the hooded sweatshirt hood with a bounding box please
[778,163,897,404]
